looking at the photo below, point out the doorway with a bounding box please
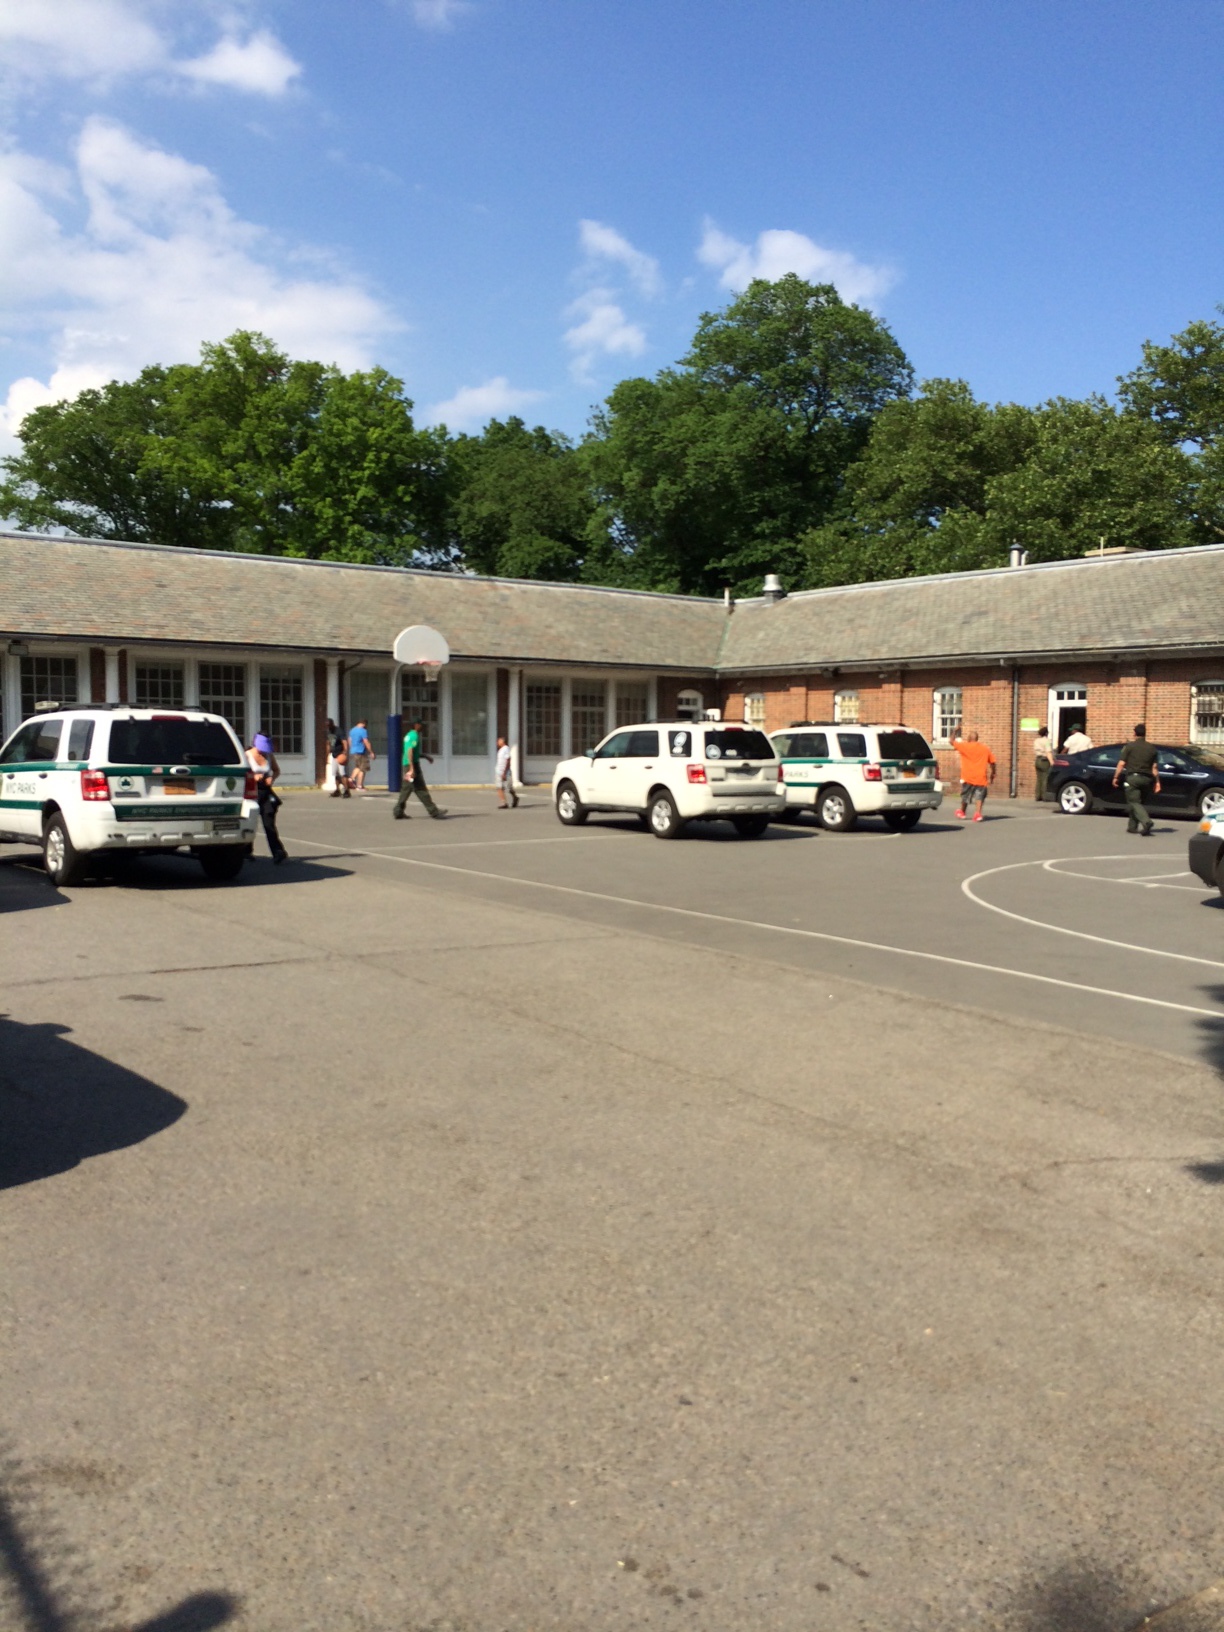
[1050,685,1088,750]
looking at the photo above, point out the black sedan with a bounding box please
[1047,743,1224,820]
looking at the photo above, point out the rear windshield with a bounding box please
[704,729,775,761]
[108,719,240,766]
[877,730,934,760]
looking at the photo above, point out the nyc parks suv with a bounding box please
[0,706,258,885]
[769,723,943,832]
[553,721,784,838]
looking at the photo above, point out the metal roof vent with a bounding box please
[762,572,785,602]
[1008,545,1029,568]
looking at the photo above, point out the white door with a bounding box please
[585,730,635,806]
[617,727,662,809]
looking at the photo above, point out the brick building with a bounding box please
[2,531,1223,792]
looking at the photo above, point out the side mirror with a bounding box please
[586,749,597,760]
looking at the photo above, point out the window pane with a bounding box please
[526,683,561,756]
[260,665,304,756]
[401,671,440,756]
[626,730,659,757]
[933,688,962,743]
[594,731,633,759]
[833,690,859,724]
[198,663,246,744]
[744,693,766,729]
[451,672,489,757]
[1193,683,1224,746]
[348,670,391,756]
[676,689,703,721]
[134,664,184,709]
[110,720,239,766]
[571,685,606,755]
[616,681,650,727]
[837,733,867,758]
[704,730,773,760]
[20,656,78,718]
[67,719,94,760]
[878,730,933,760]
[668,728,692,757]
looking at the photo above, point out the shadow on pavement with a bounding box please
[1008,1559,1224,1630]
[0,1016,186,1190]
[95,854,352,891]
[0,858,66,914]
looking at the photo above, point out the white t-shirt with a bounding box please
[495,744,513,778]
[1063,731,1093,753]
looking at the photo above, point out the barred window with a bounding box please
[744,692,766,729]
[933,687,963,744]
[615,681,650,727]
[20,655,78,718]
[526,683,562,756]
[451,671,490,757]
[571,685,606,755]
[260,665,304,756]
[676,688,704,722]
[199,664,246,745]
[1192,682,1224,747]
[833,689,859,724]
[134,663,184,710]
[400,670,440,757]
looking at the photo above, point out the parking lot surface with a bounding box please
[3,792,1223,1632]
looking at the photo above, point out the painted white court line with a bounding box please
[365,831,636,852]
[1041,859,1203,890]
[962,857,1224,970]
[281,835,1224,1020]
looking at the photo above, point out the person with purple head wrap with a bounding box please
[246,733,288,864]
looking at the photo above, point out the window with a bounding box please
[744,692,766,729]
[571,685,606,755]
[525,683,562,757]
[626,730,659,757]
[878,730,933,761]
[20,655,77,717]
[1192,682,1224,747]
[933,687,962,744]
[451,672,489,757]
[400,671,441,757]
[676,689,703,722]
[348,670,391,756]
[0,719,62,764]
[668,729,692,757]
[704,729,773,760]
[109,719,239,766]
[833,689,859,724]
[134,663,184,710]
[616,681,650,727]
[837,733,867,759]
[199,663,246,745]
[260,665,304,756]
[66,719,94,761]
[594,731,633,759]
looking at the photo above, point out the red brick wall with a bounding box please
[656,676,714,718]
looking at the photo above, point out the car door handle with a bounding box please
[643,763,654,769]
[38,772,48,779]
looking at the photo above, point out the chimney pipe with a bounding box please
[762,572,785,603]
[1008,545,1028,569]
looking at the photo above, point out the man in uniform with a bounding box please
[393,717,446,820]
[1112,723,1161,836]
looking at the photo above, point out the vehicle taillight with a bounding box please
[775,763,783,780]
[80,769,111,802]
[686,763,707,784]
[1052,756,1070,766]
[863,763,882,782]
[244,772,259,799]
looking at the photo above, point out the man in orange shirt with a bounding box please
[952,731,997,821]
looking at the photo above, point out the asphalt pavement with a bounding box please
[2,790,1223,1632]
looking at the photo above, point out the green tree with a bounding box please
[0,331,454,564]
[446,417,593,580]
[1118,311,1224,539]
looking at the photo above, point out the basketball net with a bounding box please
[418,660,441,686]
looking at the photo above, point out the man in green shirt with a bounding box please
[393,717,446,820]
[1112,724,1161,836]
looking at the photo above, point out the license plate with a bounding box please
[164,778,196,795]
[900,770,916,779]
[212,817,240,832]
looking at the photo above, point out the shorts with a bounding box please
[960,782,988,808]
[352,752,371,775]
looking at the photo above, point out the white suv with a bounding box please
[0,706,258,885]
[553,721,784,838]
[769,723,944,831]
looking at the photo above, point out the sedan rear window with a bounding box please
[877,730,933,760]
[704,729,775,760]
[108,719,240,766]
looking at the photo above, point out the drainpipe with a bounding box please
[1009,666,1020,798]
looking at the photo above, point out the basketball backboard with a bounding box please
[392,625,450,667]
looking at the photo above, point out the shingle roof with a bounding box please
[717,544,1224,672]
[0,533,725,672]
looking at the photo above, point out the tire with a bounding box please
[648,789,684,839]
[198,846,247,882]
[555,781,588,826]
[43,812,87,886]
[1058,780,1093,816]
[732,814,770,838]
[817,785,857,832]
[1198,787,1224,820]
[882,809,922,831]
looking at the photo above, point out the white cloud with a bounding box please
[426,376,544,431]
[0,0,302,96]
[578,219,661,298]
[697,220,896,306]
[563,288,647,383]
[0,119,398,444]
[409,0,472,30]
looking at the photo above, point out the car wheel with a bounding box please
[1058,780,1093,816]
[555,781,588,825]
[198,846,247,882]
[882,809,922,831]
[732,814,770,838]
[1198,787,1224,820]
[43,812,87,886]
[648,790,684,839]
[817,785,857,832]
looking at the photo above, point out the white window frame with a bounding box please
[1191,680,1224,747]
[932,686,963,746]
[833,688,860,725]
[743,691,766,729]
[676,688,704,722]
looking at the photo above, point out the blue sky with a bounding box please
[1,0,1221,447]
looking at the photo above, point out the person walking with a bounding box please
[247,732,288,863]
[325,719,350,797]
[1033,726,1052,802]
[952,730,997,821]
[1063,724,1093,755]
[393,717,446,820]
[1112,723,1161,836]
[348,718,373,792]
[495,735,518,808]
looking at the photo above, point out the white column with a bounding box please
[561,675,573,760]
[508,667,522,787]
[183,656,199,708]
[2,652,19,737]
[606,677,616,734]
[247,660,261,745]
[105,649,120,703]
[648,675,659,720]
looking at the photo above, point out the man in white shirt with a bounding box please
[1063,726,1093,754]
[495,736,518,808]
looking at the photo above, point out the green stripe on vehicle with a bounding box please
[113,803,244,822]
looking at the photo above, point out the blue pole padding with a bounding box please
[387,714,404,793]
